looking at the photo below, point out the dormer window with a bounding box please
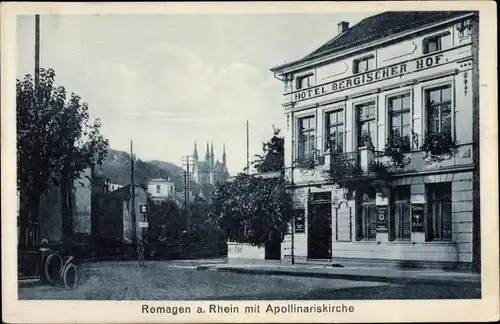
[423,32,451,54]
[296,73,313,90]
[353,55,374,74]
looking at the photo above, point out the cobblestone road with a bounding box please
[18,261,480,300]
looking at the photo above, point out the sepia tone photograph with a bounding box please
[2,1,498,323]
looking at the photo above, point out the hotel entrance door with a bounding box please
[307,200,332,260]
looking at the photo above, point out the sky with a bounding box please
[16,12,375,175]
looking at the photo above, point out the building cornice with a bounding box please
[270,12,475,75]
[286,164,475,190]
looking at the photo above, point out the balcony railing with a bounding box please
[293,146,324,170]
[328,151,361,179]
[326,148,393,183]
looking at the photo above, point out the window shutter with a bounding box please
[345,105,353,152]
[295,77,301,90]
[377,96,385,150]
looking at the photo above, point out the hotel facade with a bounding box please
[270,11,480,270]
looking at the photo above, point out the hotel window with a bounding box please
[156,185,161,194]
[296,74,313,90]
[356,101,376,147]
[388,93,411,137]
[390,186,411,241]
[325,109,344,152]
[426,183,452,241]
[426,85,452,135]
[353,55,375,74]
[423,33,450,54]
[298,116,316,160]
[357,187,377,240]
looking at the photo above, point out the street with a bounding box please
[18,261,481,300]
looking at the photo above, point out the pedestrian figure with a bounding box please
[137,239,145,266]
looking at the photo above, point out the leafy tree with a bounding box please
[147,196,223,248]
[188,199,223,244]
[17,69,64,240]
[251,126,284,173]
[17,69,109,245]
[147,196,183,244]
[209,173,292,247]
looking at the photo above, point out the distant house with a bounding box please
[107,180,123,193]
[98,184,148,244]
[72,167,93,243]
[147,178,175,203]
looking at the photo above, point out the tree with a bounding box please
[147,196,223,251]
[209,173,292,247]
[17,68,109,245]
[251,126,284,173]
[17,69,63,241]
[188,199,223,244]
[147,196,183,244]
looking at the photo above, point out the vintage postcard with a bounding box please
[1,1,498,323]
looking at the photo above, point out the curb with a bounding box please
[195,266,481,286]
[18,278,42,288]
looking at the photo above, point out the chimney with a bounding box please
[337,21,349,35]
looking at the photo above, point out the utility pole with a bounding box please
[246,120,250,173]
[130,141,137,246]
[25,14,41,246]
[181,155,193,258]
[34,15,40,91]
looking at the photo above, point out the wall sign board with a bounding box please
[294,209,305,233]
[411,204,425,232]
[376,206,388,233]
[290,53,447,103]
[336,206,351,242]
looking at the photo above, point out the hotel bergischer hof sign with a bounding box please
[290,53,446,103]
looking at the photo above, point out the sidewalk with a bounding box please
[195,262,481,286]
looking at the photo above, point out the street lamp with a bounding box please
[285,185,295,265]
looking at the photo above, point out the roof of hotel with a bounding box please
[271,11,475,72]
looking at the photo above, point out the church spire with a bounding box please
[193,141,198,160]
[222,143,226,165]
[210,142,214,167]
[205,142,210,161]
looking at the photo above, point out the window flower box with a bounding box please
[420,132,458,162]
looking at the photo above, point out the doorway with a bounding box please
[265,230,281,260]
[307,202,332,260]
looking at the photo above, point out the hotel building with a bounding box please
[270,11,480,270]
